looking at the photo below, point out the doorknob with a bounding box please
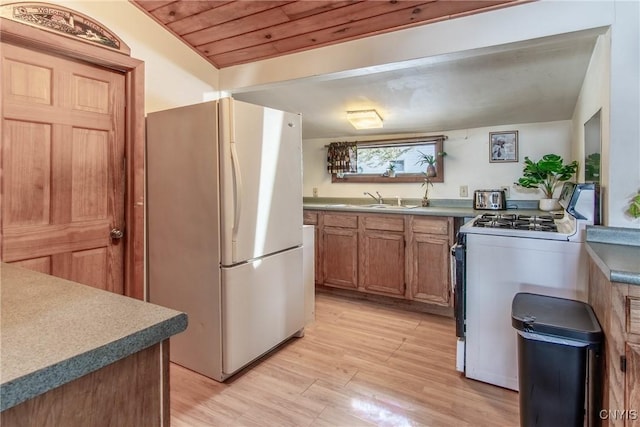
[110,228,124,239]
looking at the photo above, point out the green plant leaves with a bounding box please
[514,154,578,198]
[629,192,640,218]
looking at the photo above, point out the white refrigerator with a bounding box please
[146,98,304,381]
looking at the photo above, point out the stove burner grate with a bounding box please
[473,212,563,232]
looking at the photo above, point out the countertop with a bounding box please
[0,264,188,411]
[303,201,549,218]
[586,226,640,286]
[304,203,478,217]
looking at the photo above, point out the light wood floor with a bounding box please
[170,292,519,427]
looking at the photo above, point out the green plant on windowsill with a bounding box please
[385,161,397,177]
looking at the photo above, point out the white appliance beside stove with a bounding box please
[452,182,599,390]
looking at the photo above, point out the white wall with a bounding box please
[303,121,572,202]
[572,33,611,220]
[47,0,220,113]
[607,0,640,227]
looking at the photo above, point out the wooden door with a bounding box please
[359,229,405,297]
[322,227,358,289]
[1,42,126,293]
[408,233,451,306]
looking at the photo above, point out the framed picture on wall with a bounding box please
[489,131,518,163]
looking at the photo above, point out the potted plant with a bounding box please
[515,153,579,211]
[421,173,433,206]
[387,162,396,178]
[417,151,447,178]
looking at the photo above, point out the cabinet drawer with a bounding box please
[303,211,318,225]
[411,216,449,235]
[629,297,640,335]
[362,214,404,232]
[324,213,358,229]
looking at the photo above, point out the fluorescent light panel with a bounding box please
[347,109,383,129]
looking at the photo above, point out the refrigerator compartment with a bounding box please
[219,98,303,266]
[221,247,304,375]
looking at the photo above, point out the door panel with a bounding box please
[359,230,405,296]
[1,42,125,294]
[70,248,108,290]
[3,58,52,104]
[3,120,52,226]
[322,227,358,289]
[12,257,51,275]
[409,233,451,305]
[71,128,109,221]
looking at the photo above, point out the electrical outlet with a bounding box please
[501,186,510,198]
[312,187,318,197]
[459,185,468,197]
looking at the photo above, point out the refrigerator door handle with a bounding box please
[230,141,243,259]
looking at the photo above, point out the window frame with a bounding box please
[331,136,445,184]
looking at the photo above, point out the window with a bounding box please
[331,136,445,183]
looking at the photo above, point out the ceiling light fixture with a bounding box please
[346,109,383,130]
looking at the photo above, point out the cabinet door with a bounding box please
[314,225,323,284]
[408,233,451,306]
[322,227,358,289]
[626,343,640,425]
[359,230,405,297]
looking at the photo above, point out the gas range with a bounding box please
[460,183,599,242]
[473,213,563,232]
[462,211,578,240]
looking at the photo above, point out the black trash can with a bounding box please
[511,292,603,427]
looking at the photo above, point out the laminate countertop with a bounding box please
[0,264,188,411]
[303,203,548,218]
[586,226,640,286]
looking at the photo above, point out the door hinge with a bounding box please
[620,355,627,372]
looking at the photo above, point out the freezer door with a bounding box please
[221,247,304,375]
[219,97,303,266]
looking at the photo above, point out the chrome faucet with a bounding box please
[364,191,384,204]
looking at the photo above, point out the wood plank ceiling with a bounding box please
[130,0,526,69]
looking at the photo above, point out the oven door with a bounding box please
[451,233,466,372]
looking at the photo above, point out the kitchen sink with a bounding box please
[362,204,419,209]
[318,203,420,209]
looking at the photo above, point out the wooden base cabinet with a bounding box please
[1,342,170,427]
[588,258,640,426]
[304,209,457,309]
[407,233,451,306]
[359,221,405,297]
[321,213,359,290]
[406,216,454,307]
